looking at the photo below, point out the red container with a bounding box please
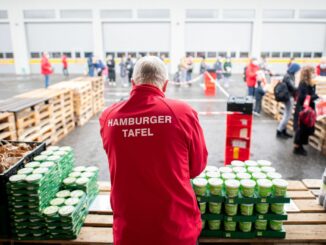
[204,72,216,96]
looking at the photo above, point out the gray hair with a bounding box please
[132,56,168,88]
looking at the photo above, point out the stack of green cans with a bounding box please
[192,160,290,239]
[62,166,99,207]
[40,146,74,181]
[43,189,88,239]
[7,160,62,240]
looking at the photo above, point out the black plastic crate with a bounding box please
[0,140,46,238]
[227,96,254,114]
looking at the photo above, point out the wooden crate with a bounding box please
[50,81,93,127]
[0,112,16,141]
[308,119,326,152]
[262,92,278,118]
[93,89,105,115]
[315,76,326,96]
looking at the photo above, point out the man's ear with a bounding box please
[131,79,136,87]
[162,80,168,93]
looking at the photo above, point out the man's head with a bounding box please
[132,56,168,92]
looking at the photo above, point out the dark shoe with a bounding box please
[276,130,287,139]
[282,129,293,138]
[293,146,307,156]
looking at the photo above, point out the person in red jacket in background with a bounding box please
[100,56,208,245]
[316,57,326,76]
[41,52,53,88]
[245,58,260,96]
[62,54,69,78]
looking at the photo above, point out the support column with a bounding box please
[170,7,185,74]
[251,7,263,59]
[93,9,104,61]
[8,8,30,74]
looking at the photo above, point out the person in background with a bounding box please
[260,56,273,82]
[160,53,166,62]
[214,57,223,82]
[87,54,95,77]
[276,63,301,139]
[316,57,326,76]
[99,56,207,245]
[106,55,116,86]
[119,56,128,87]
[61,54,69,79]
[95,58,105,77]
[41,52,53,88]
[199,56,207,75]
[293,66,319,156]
[186,55,193,83]
[253,70,267,116]
[223,57,232,88]
[126,55,135,84]
[245,58,260,96]
[179,57,188,84]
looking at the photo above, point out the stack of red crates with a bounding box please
[225,96,253,165]
[204,70,216,96]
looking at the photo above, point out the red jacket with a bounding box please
[246,63,259,87]
[41,56,52,75]
[100,84,208,245]
[62,55,68,69]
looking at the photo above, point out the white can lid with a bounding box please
[257,160,272,167]
[267,172,282,179]
[69,172,81,178]
[257,179,273,188]
[25,162,41,168]
[33,167,49,175]
[248,167,261,173]
[245,160,258,167]
[206,171,220,178]
[71,190,85,198]
[65,197,80,206]
[205,165,219,172]
[25,174,42,182]
[63,177,76,185]
[208,178,223,186]
[40,162,55,168]
[76,177,90,185]
[240,179,256,188]
[9,174,27,182]
[47,146,60,151]
[43,206,59,216]
[86,166,99,172]
[261,167,276,173]
[17,168,34,175]
[222,173,236,180]
[219,167,233,173]
[56,190,71,198]
[59,206,75,216]
[193,177,208,187]
[74,166,86,172]
[252,172,267,179]
[50,198,65,206]
[272,179,288,187]
[232,167,247,173]
[236,173,251,179]
[225,179,240,188]
[231,160,245,167]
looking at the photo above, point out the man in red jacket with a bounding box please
[100,56,208,245]
[245,58,260,96]
[41,52,53,88]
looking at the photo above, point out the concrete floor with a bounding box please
[1,74,325,181]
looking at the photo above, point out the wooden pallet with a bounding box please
[0,112,16,140]
[262,92,278,118]
[73,76,104,93]
[76,106,93,126]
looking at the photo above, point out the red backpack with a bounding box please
[299,95,316,128]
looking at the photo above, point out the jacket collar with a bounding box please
[130,84,165,98]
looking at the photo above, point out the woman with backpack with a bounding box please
[293,66,319,156]
[275,63,300,139]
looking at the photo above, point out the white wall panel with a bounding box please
[25,22,93,52]
[262,23,326,51]
[0,23,12,51]
[185,22,252,52]
[102,22,170,51]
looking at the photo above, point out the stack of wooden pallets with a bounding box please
[72,77,105,115]
[262,92,278,119]
[50,81,93,126]
[0,112,16,141]
[308,119,326,152]
[0,97,55,145]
